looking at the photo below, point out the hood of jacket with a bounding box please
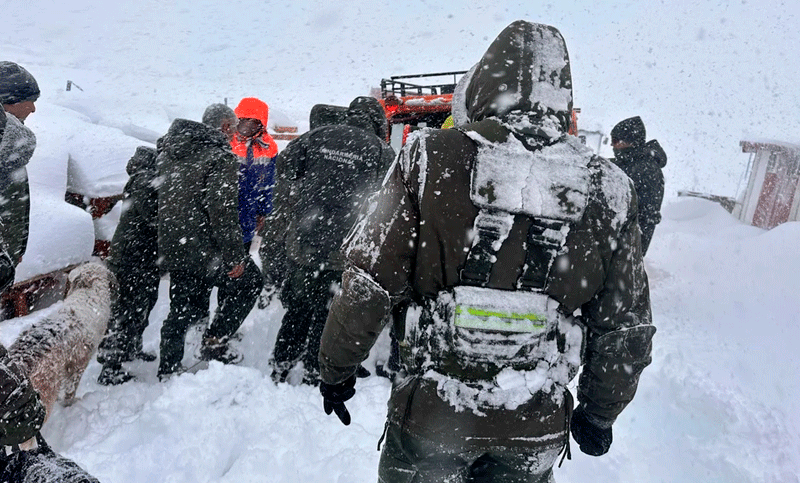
[645,139,668,168]
[126,146,158,175]
[611,116,646,147]
[232,97,278,159]
[309,104,348,130]
[161,118,230,160]
[345,96,388,141]
[457,21,573,146]
[234,97,269,126]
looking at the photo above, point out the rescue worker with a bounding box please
[230,98,278,250]
[610,116,667,255]
[96,146,160,385]
[317,20,655,482]
[261,96,395,386]
[156,117,262,380]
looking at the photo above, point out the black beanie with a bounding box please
[610,116,646,146]
[0,62,40,105]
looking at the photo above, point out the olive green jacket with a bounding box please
[107,146,159,270]
[156,119,246,276]
[319,21,654,450]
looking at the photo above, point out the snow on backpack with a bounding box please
[404,133,593,390]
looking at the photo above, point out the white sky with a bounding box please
[5,0,800,199]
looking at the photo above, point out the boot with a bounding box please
[355,364,371,378]
[132,349,157,362]
[157,363,188,382]
[198,336,243,365]
[97,363,134,386]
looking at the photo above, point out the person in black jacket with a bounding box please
[610,116,667,255]
[261,96,395,386]
[96,145,161,385]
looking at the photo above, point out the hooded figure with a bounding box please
[308,104,348,130]
[260,95,395,386]
[155,119,262,379]
[317,21,655,482]
[610,116,667,254]
[230,97,278,246]
[96,146,161,384]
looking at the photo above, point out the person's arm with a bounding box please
[578,187,656,426]
[0,345,46,446]
[319,139,421,384]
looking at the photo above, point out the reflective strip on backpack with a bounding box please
[454,305,547,333]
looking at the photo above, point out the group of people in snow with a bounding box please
[1,18,669,482]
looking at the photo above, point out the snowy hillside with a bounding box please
[3,0,800,482]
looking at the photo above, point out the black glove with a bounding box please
[319,374,356,426]
[570,405,613,456]
[0,362,47,446]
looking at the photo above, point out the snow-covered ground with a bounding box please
[3,0,800,482]
[2,200,798,483]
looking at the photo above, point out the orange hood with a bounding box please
[232,97,278,158]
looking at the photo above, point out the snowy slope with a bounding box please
[2,0,800,482]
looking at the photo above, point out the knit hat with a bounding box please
[202,103,237,130]
[0,62,40,105]
[610,116,646,146]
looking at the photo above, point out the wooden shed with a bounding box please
[735,140,800,229]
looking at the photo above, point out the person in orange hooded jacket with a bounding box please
[231,97,278,249]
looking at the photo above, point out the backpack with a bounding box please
[403,133,594,392]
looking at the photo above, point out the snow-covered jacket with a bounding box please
[107,146,159,269]
[156,119,246,275]
[0,112,35,266]
[319,20,654,452]
[231,98,278,244]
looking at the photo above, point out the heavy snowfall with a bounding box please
[2,1,800,482]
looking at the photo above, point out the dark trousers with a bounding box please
[158,258,262,374]
[378,420,558,483]
[271,265,341,379]
[97,263,160,365]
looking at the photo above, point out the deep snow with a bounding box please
[2,1,800,482]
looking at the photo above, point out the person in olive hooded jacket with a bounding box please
[96,145,160,385]
[317,21,655,482]
[156,118,262,379]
